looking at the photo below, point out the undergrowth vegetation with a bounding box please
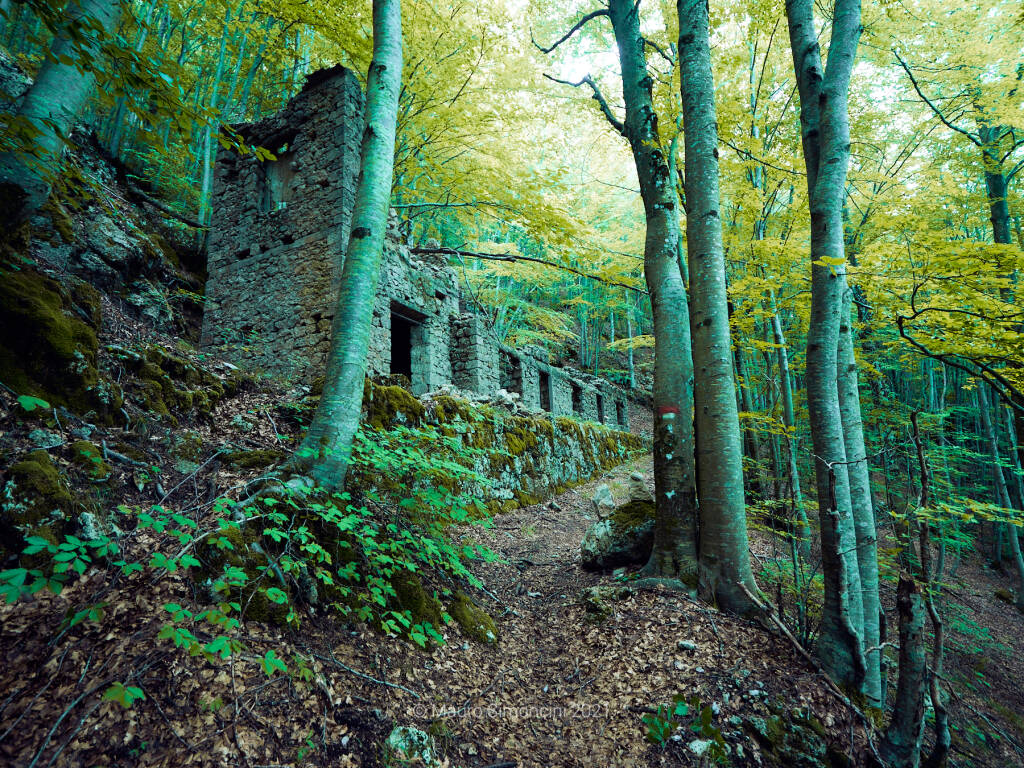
[0,420,501,708]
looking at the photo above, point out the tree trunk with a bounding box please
[678,0,758,613]
[603,0,699,585]
[785,0,866,690]
[881,573,928,768]
[293,0,402,491]
[979,386,1024,608]
[838,281,883,706]
[769,290,811,554]
[0,0,121,223]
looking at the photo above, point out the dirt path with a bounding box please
[324,454,849,768]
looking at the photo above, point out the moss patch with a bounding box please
[69,440,111,480]
[611,499,656,530]
[0,450,77,559]
[0,262,117,419]
[449,591,498,644]
[364,380,425,430]
[390,570,443,628]
[222,448,286,469]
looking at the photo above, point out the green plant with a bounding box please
[641,694,727,763]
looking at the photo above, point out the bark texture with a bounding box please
[294,0,402,491]
[678,0,758,613]
[881,573,928,768]
[785,0,866,690]
[0,0,120,223]
[603,0,700,585]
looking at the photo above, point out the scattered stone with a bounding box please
[689,739,713,757]
[677,640,698,651]
[28,429,63,449]
[590,484,615,519]
[628,470,654,503]
[384,726,439,767]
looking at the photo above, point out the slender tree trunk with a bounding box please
[197,3,232,232]
[785,0,866,690]
[626,308,636,390]
[678,0,758,613]
[769,290,811,554]
[294,0,402,490]
[979,386,1024,608]
[838,282,883,706]
[0,0,120,223]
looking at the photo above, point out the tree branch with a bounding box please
[530,9,609,54]
[543,73,625,135]
[893,50,983,148]
[410,246,647,294]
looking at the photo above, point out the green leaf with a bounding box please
[16,394,50,412]
[103,682,146,708]
[260,649,287,677]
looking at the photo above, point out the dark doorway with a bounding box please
[596,394,605,422]
[500,351,523,395]
[390,312,417,380]
[539,371,551,412]
[571,384,582,415]
[616,400,627,427]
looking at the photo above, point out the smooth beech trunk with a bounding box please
[0,0,120,223]
[294,0,402,491]
[838,285,883,706]
[785,0,866,690]
[677,0,758,614]
[603,0,699,584]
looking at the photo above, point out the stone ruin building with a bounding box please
[200,65,631,429]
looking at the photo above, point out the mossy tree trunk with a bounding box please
[0,0,120,224]
[677,0,758,614]
[294,0,402,491]
[881,572,928,768]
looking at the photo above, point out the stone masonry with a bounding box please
[201,65,632,429]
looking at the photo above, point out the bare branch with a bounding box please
[543,73,626,135]
[530,9,609,55]
[893,50,983,148]
[411,246,647,294]
[642,37,675,68]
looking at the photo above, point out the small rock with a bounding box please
[28,429,62,449]
[673,660,685,670]
[591,484,615,519]
[548,500,561,511]
[385,726,439,767]
[677,640,698,651]
[628,470,654,503]
[689,739,713,757]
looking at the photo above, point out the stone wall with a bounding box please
[201,66,362,379]
[201,65,634,430]
[359,384,648,510]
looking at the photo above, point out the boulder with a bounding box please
[580,499,655,570]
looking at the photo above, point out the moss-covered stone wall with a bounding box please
[360,382,648,511]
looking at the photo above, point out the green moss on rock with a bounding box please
[222,448,286,469]
[364,379,425,430]
[0,450,77,559]
[449,591,498,644]
[69,440,111,480]
[611,499,656,529]
[0,262,114,419]
[390,569,443,628]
